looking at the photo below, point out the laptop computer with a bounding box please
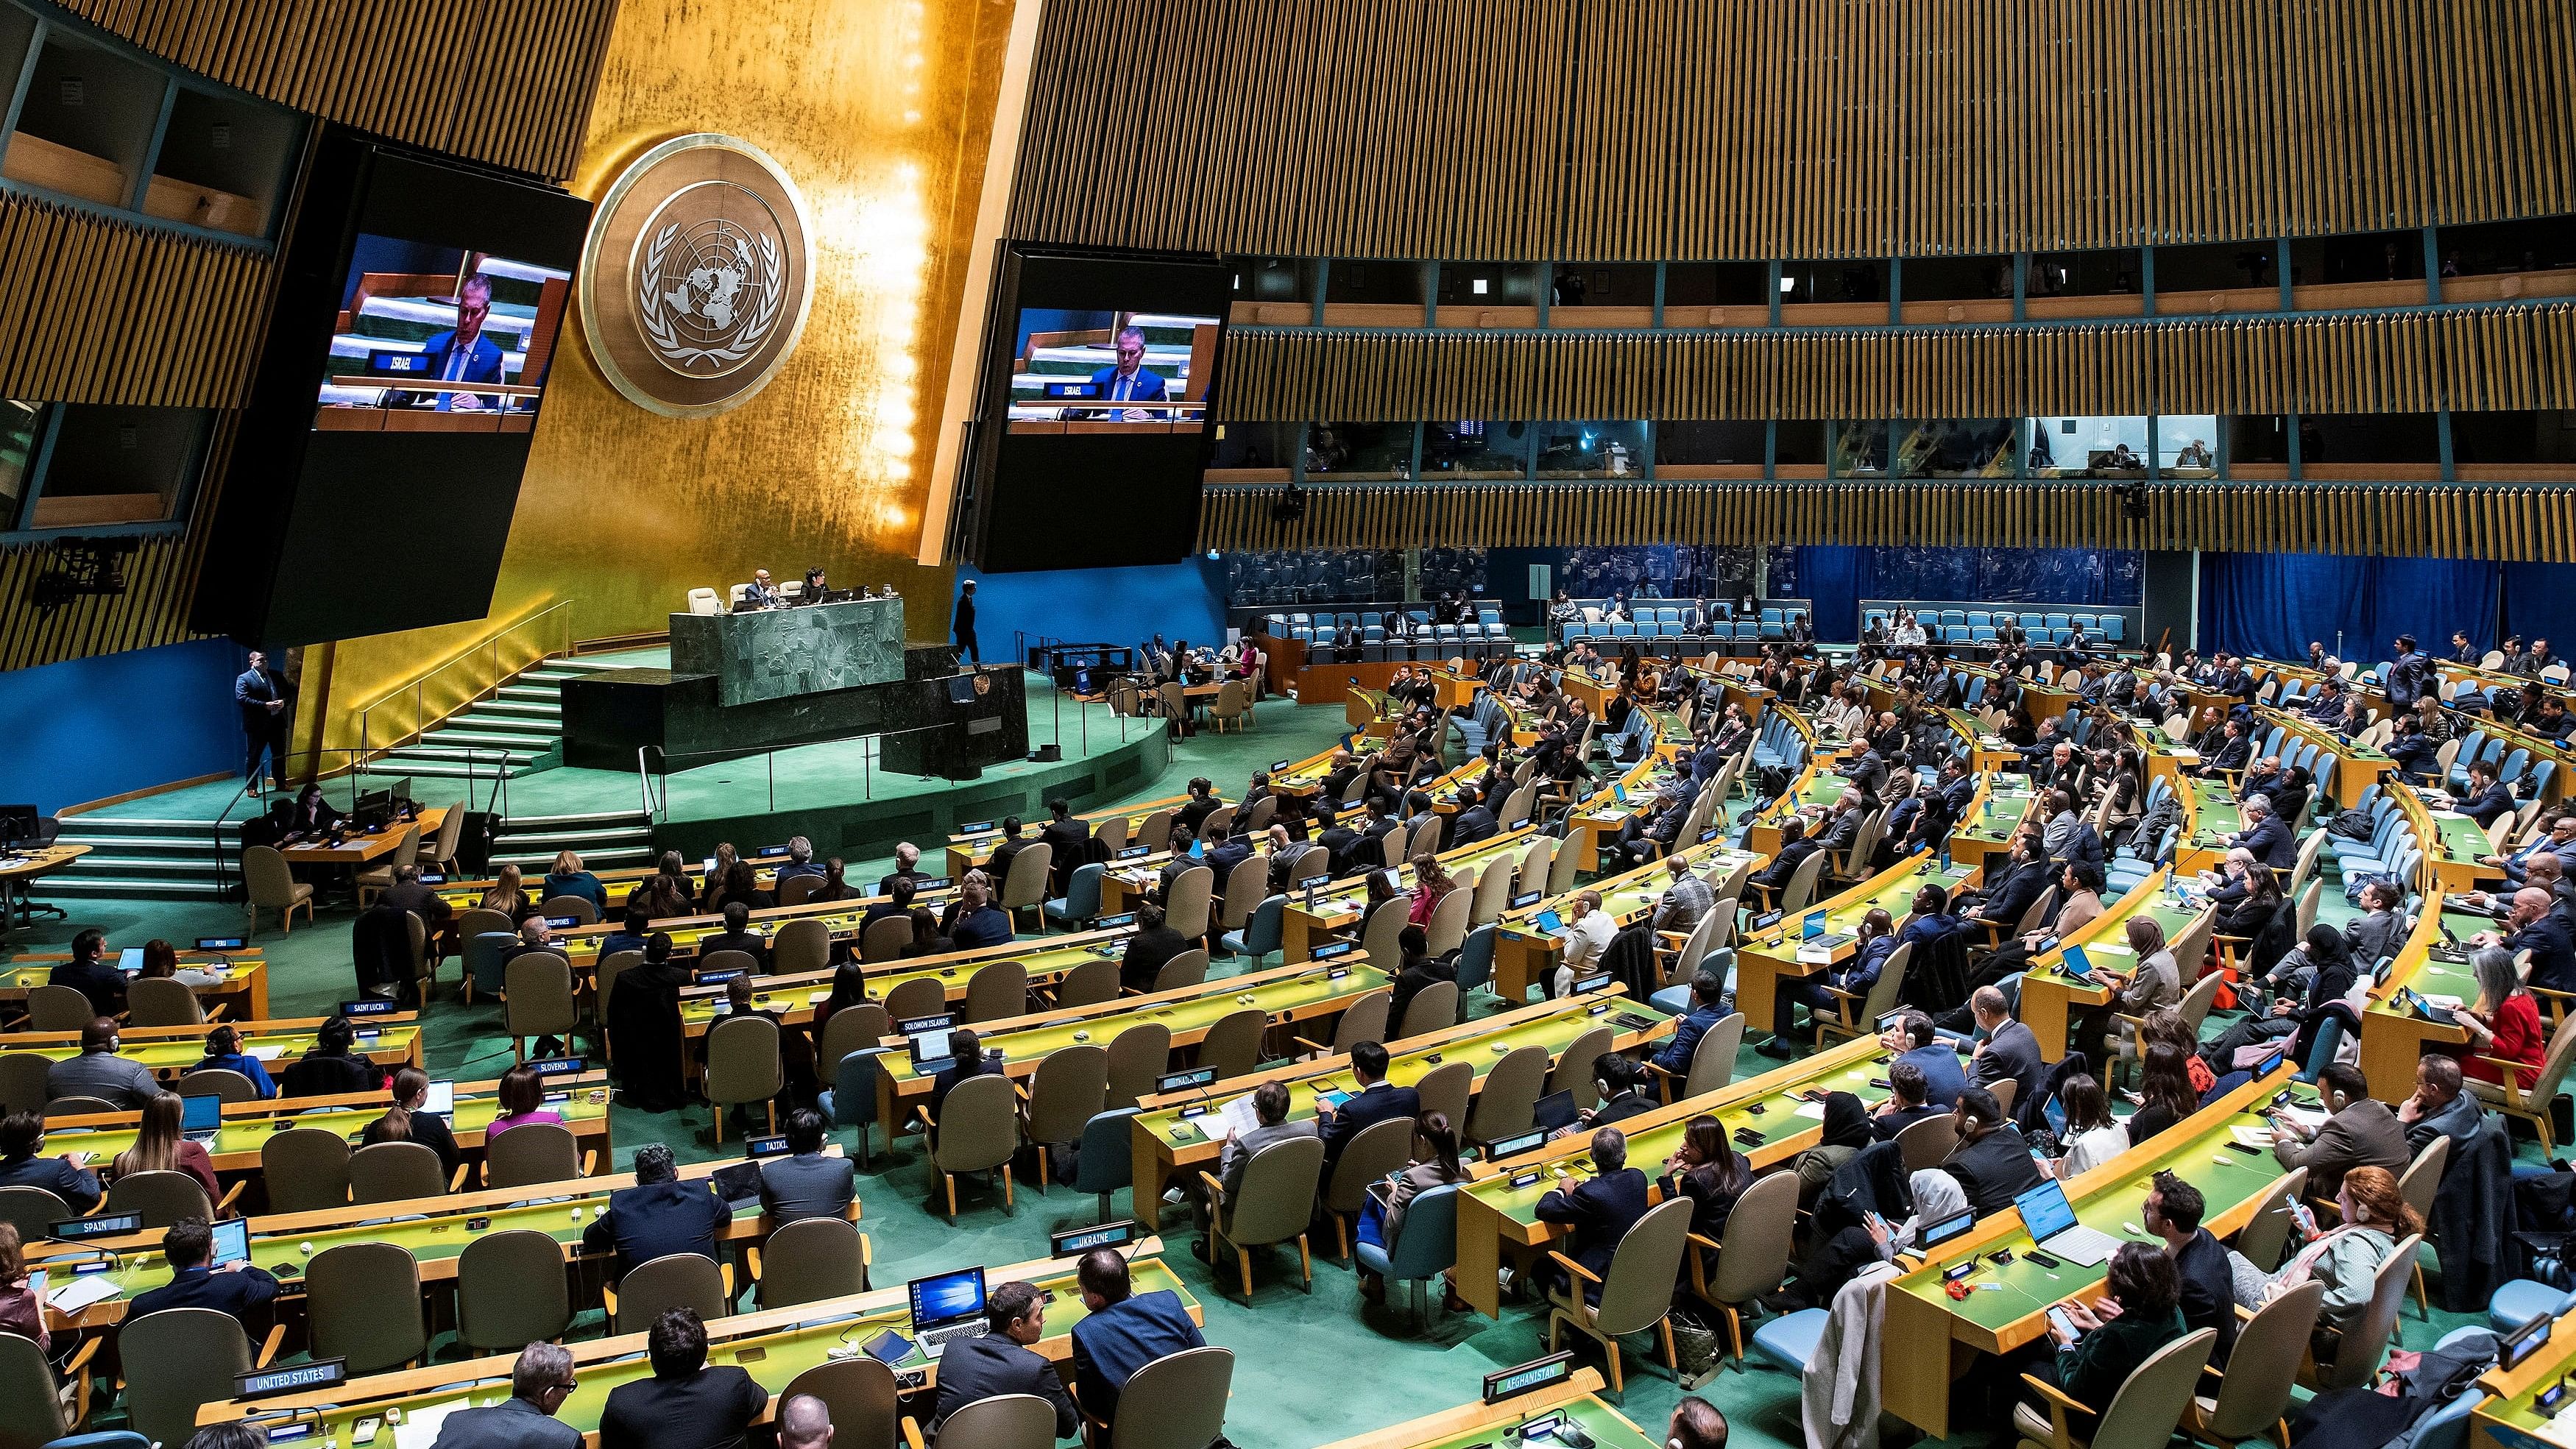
[1532,909,1569,938]
[181,1092,224,1144]
[209,1216,251,1267]
[1532,1089,1581,1133]
[422,1080,454,1119]
[2011,1179,2121,1266]
[1801,910,1827,940]
[907,1267,989,1357]
[2059,945,2096,982]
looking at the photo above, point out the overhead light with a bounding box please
[1471,278,1488,295]
[1778,275,1797,294]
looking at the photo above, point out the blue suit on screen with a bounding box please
[1089,364,1170,408]
[420,330,506,411]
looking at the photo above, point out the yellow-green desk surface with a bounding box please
[1314,1370,1651,1449]
[2,1016,420,1075]
[1880,1066,2307,1438]
[873,957,1395,1120]
[1127,989,1674,1226]
[2360,896,2485,1101]
[1735,854,1981,1034]
[674,926,1143,1038]
[2016,873,2212,1061]
[1284,826,1539,945]
[2175,776,2246,873]
[34,1148,815,1331]
[197,1247,1194,1445]
[40,1073,612,1176]
[1,954,270,1018]
[2472,1303,2576,1449]
[1452,1035,1892,1315]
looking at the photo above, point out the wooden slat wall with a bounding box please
[1199,479,2576,563]
[0,191,269,408]
[1214,303,2576,421]
[57,0,623,180]
[1011,0,2576,259]
[0,414,239,672]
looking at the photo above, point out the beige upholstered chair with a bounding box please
[999,843,1054,930]
[504,951,578,1063]
[2237,1167,2309,1272]
[1054,957,1119,1009]
[925,1392,1057,1449]
[484,1120,590,1188]
[927,1071,1020,1217]
[261,1127,351,1212]
[26,983,94,1032]
[707,1015,785,1142]
[882,976,946,1021]
[1105,1021,1172,1108]
[106,1169,216,1227]
[120,1306,279,1448]
[2307,1234,2421,1391]
[1196,1007,1267,1081]
[1094,1346,1234,1449]
[1550,1025,1616,1109]
[2016,1328,2215,1449]
[1293,990,1388,1058]
[456,1230,572,1352]
[0,1187,71,1242]
[125,976,207,1027]
[1685,1170,1795,1360]
[1646,1012,1744,1102]
[1164,865,1216,941]
[537,892,596,925]
[785,1357,902,1449]
[1894,1111,1961,1173]
[774,918,832,976]
[242,844,314,935]
[609,1251,731,1334]
[1465,1044,1549,1145]
[863,915,915,963]
[349,1140,452,1202]
[307,1241,427,1373]
[1151,948,1209,993]
[753,1216,870,1307]
[1199,1134,1325,1300]
[1548,1194,1694,1392]
[1412,1059,1473,1126]
[965,960,1030,1024]
[1018,1042,1108,1188]
[1398,981,1459,1042]
[355,825,422,905]
[2188,1280,2323,1447]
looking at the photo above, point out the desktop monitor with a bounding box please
[907,1267,988,1330]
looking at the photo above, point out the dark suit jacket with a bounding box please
[757,1152,855,1223]
[931,1332,1080,1437]
[987,837,1033,889]
[1040,821,1091,893]
[580,1178,730,1278]
[696,930,771,972]
[1753,838,1822,892]
[1451,806,1499,846]
[127,1263,282,1325]
[1971,1020,2046,1107]
[0,1153,102,1212]
[2237,815,2296,870]
[1087,364,1171,407]
[48,957,127,1017]
[1321,1082,1419,1163]
[428,1395,584,1449]
[1069,1289,1205,1426]
[2173,1227,2240,1365]
[1119,926,1191,993]
[1944,1124,2045,1218]
[2510,914,2576,994]
[1535,1166,1651,1281]
[598,1367,768,1449]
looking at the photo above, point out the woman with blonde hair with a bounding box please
[479,862,530,918]
[111,1091,220,1197]
[542,849,606,913]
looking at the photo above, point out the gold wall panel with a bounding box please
[1010,0,2576,261]
[1214,304,2576,422]
[59,0,621,179]
[1200,480,2576,564]
[306,0,1016,754]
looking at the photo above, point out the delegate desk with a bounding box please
[2358,893,2483,1101]
[1125,990,1673,1227]
[2172,775,2245,876]
[945,791,1198,879]
[32,1149,832,1333]
[2014,871,2212,1063]
[1281,824,1539,965]
[1,950,269,1020]
[1741,758,1851,861]
[1879,1066,2305,1438]
[1452,1035,1890,1316]
[2135,723,2203,790]
[0,844,90,938]
[0,1016,421,1078]
[197,1244,1190,1443]
[279,807,451,871]
[1561,750,1691,876]
[537,882,980,977]
[1316,1368,1651,1449]
[1489,838,1767,1005]
[1732,846,1982,1035]
[672,925,1152,1043]
[870,957,1396,1129]
[2471,1302,2576,1449]
[433,857,815,915]
[1946,779,2040,879]
[39,1072,613,1200]
[2262,706,2393,811]
[2424,802,2499,894]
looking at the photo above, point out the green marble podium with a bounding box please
[668,597,906,706]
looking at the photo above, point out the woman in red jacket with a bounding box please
[2458,944,2544,1090]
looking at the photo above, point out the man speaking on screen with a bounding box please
[1087,325,1168,421]
[421,273,506,411]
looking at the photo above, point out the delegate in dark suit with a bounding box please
[1319,1080,1420,1166]
[1971,1019,2047,1108]
[930,1332,1080,1438]
[598,1363,766,1449]
[757,1152,855,1224]
[1943,1122,2045,1217]
[1069,1289,1204,1428]
[48,956,127,1018]
[235,661,289,787]
[428,1396,584,1449]
[1086,363,1170,411]
[1534,1165,1650,1291]
[127,1262,282,1326]
[580,1177,730,1280]
[420,327,506,411]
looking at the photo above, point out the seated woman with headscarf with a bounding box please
[1780,1164,1970,1311]
[1791,1093,1878,1208]
[606,933,691,1112]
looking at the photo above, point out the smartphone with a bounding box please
[2047,1307,2078,1339]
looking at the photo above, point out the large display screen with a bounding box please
[193,131,592,646]
[960,247,1230,573]
[314,239,571,426]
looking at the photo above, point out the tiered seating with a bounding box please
[1863,604,2129,648]
[1552,598,1816,650]
[1262,606,1510,661]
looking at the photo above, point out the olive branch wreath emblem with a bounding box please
[636,221,785,373]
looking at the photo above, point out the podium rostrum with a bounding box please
[668,597,906,705]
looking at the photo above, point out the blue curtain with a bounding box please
[1772,545,2142,642]
[2502,563,2576,654]
[2197,553,2499,662]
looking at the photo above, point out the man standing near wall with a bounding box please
[235,650,289,793]
[952,578,980,665]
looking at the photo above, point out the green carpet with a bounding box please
[1,709,2519,1446]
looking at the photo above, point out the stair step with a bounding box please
[473,699,562,719]
[445,718,559,741]
[498,684,564,703]
[376,758,545,780]
[501,809,650,829]
[54,831,228,853]
[55,815,232,836]
[494,826,654,851]
[493,846,652,870]
[40,876,234,900]
[59,854,228,878]
[547,656,626,671]
[406,734,546,757]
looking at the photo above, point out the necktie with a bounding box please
[1114,374,1130,403]
[445,344,470,382]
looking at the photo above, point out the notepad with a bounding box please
[44,1273,121,1314]
[394,1401,465,1449]
[1793,1100,1827,1120]
[2229,1125,2273,1149]
[247,1044,286,1061]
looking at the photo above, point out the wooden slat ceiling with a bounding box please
[1010,0,2576,260]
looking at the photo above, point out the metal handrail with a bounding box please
[355,598,579,775]
[210,745,517,896]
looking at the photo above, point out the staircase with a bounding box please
[489,809,657,874]
[368,656,626,782]
[44,817,233,900]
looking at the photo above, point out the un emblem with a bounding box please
[581,135,814,417]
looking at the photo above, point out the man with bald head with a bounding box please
[777,1395,833,1449]
[2478,886,2576,994]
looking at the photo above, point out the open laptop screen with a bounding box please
[2014,1180,2079,1243]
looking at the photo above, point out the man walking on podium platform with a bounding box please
[236,650,289,793]
[952,578,979,665]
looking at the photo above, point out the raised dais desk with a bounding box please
[668,595,906,705]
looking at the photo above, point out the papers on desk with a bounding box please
[1794,1100,1827,1120]
[2538,1399,2576,1449]
[2229,1124,2274,1149]
[2274,1105,2328,1133]
[809,990,833,1005]
[43,1272,121,1314]
[394,1400,465,1449]
[247,1044,286,1061]
[1213,1093,1264,1141]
